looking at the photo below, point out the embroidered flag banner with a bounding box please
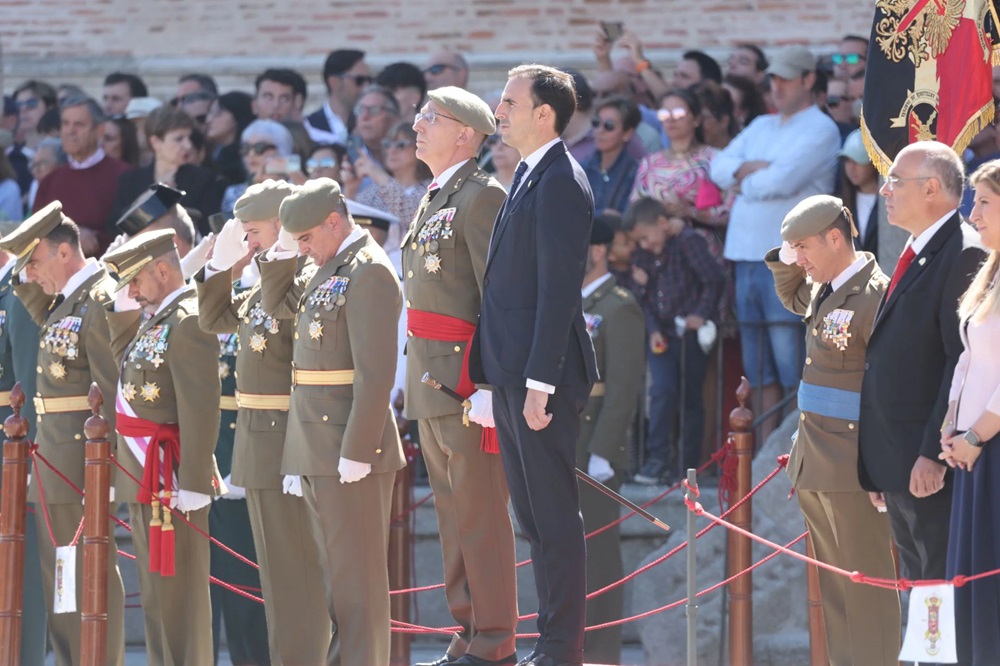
[899,584,958,663]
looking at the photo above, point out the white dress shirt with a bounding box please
[830,254,867,293]
[61,259,101,298]
[906,209,956,256]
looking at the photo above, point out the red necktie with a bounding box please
[886,245,916,299]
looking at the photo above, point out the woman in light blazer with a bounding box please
[940,159,1000,665]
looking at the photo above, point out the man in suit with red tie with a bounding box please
[859,140,985,582]
[469,65,599,666]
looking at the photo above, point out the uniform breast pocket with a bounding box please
[299,396,352,425]
[300,308,340,352]
[248,409,288,433]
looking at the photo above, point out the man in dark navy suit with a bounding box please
[859,140,985,582]
[469,64,599,666]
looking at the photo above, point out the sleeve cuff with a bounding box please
[526,378,556,394]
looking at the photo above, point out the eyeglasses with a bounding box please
[16,98,40,111]
[307,157,337,171]
[354,103,391,117]
[656,107,689,122]
[884,175,933,191]
[337,74,372,87]
[591,118,619,132]
[423,64,458,76]
[240,142,277,156]
[175,91,215,106]
[413,110,461,125]
[831,53,865,66]
[382,138,415,151]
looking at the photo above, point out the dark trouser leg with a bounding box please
[679,331,709,471]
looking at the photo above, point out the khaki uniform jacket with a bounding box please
[575,277,645,471]
[195,258,317,489]
[259,231,406,476]
[400,160,505,419]
[106,287,222,498]
[15,267,120,505]
[766,250,888,492]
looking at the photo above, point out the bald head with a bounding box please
[898,141,965,200]
[882,140,966,234]
[424,51,469,90]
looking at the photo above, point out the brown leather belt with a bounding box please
[291,369,355,387]
[234,391,291,410]
[34,395,91,415]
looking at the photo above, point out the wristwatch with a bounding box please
[962,429,984,448]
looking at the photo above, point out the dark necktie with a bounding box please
[48,294,65,312]
[509,161,528,197]
[815,283,833,310]
[886,245,916,299]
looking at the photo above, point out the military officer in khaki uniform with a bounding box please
[103,230,222,666]
[765,195,900,666]
[258,178,406,666]
[405,87,519,666]
[0,202,126,666]
[196,180,333,665]
[574,217,644,665]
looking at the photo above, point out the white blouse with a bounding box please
[949,310,1000,429]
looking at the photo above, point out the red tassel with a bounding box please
[480,426,499,455]
[160,524,175,577]
[148,501,162,573]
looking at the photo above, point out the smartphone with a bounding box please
[601,21,624,42]
[264,154,302,175]
[208,212,227,234]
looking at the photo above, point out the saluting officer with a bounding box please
[196,179,332,665]
[0,201,126,666]
[103,230,223,666]
[575,217,645,665]
[258,178,406,666]
[405,86,520,666]
[765,195,900,666]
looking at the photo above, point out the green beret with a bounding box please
[234,179,296,223]
[279,178,345,234]
[427,86,497,136]
[780,195,858,242]
[103,229,178,291]
[0,201,67,273]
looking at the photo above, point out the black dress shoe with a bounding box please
[414,655,457,666]
[524,654,582,666]
[451,654,518,665]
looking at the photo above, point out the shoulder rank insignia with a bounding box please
[140,382,160,402]
[821,309,855,351]
[584,313,604,340]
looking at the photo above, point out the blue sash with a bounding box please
[797,381,861,421]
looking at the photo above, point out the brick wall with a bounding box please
[1,0,876,105]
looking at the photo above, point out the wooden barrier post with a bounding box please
[805,531,829,665]
[727,378,753,666]
[388,464,412,665]
[0,383,29,664]
[80,384,110,665]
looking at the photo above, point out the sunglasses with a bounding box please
[175,91,215,106]
[307,157,337,170]
[339,74,372,87]
[382,138,415,151]
[240,142,277,156]
[413,110,461,125]
[591,118,619,131]
[16,98,41,111]
[354,103,391,117]
[424,64,457,76]
[831,53,864,65]
[657,107,689,122]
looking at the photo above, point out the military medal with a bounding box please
[416,208,456,274]
[308,320,324,340]
[583,313,604,340]
[140,382,160,402]
[121,383,137,402]
[0,309,6,337]
[150,355,164,369]
[249,333,267,353]
[218,362,230,380]
[821,309,855,352]
[424,254,442,274]
[49,361,67,379]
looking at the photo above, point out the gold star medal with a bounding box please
[140,382,160,402]
[424,254,442,274]
[308,320,324,340]
[122,382,137,402]
[48,361,67,380]
[249,333,267,353]
[218,362,231,380]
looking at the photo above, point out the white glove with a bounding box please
[172,489,212,512]
[221,474,246,500]
[180,233,215,280]
[278,226,297,252]
[114,288,141,312]
[102,233,128,259]
[282,475,303,496]
[466,389,495,428]
[209,218,249,272]
[338,457,371,484]
[588,454,615,483]
[264,233,298,261]
[778,241,797,265]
